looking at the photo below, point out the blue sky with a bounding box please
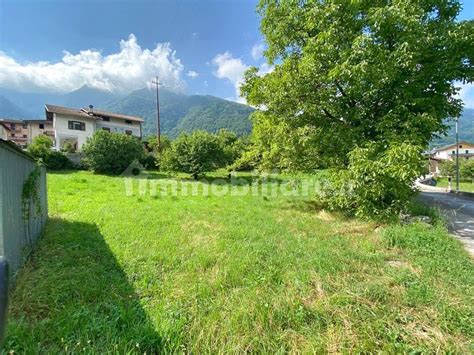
[0,0,473,105]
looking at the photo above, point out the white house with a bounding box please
[44,104,143,151]
[429,141,474,174]
[433,141,474,161]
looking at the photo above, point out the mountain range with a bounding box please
[0,86,254,138]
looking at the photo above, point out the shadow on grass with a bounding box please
[3,218,162,353]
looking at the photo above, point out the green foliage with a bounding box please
[460,159,474,179]
[60,142,76,153]
[241,0,473,217]
[321,143,424,220]
[161,130,225,178]
[27,134,53,159]
[439,160,456,176]
[439,159,474,178]
[27,135,73,170]
[216,129,249,167]
[145,135,172,154]
[244,0,473,154]
[82,131,146,174]
[21,165,42,221]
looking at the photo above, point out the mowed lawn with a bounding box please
[4,171,473,353]
[436,177,474,192]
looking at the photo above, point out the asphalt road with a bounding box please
[419,191,474,256]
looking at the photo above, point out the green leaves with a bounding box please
[322,142,425,219]
[82,131,146,174]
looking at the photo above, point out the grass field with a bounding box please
[436,177,474,192]
[3,171,473,352]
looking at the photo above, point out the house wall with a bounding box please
[96,116,141,137]
[435,143,474,160]
[54,113,96,151]
[2,121,29,148]
[28,121,54,144]
[0,126,8,140]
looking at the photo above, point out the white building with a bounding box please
[433,141,474,161]
[429,141,474,174]
[44,104,143,151]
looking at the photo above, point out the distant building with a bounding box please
[26,119,55,143]
[44,104,143,151]
[0,119,29,148]
[429,141,474,174]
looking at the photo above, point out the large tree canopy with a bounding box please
[242,0,473,170]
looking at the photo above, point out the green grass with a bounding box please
[3,171,473,352]
[436,177,474,192]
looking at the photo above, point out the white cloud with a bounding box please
[251,43,265,61]
[0,34,185,94]
[187,70,199,78]
[458,83,474,109]
[211,51,248,102]
[211,51,275,103]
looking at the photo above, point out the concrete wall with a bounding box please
[0,140,48,275]
[54,113,96,151]
[28,121,54,145]
[96,116,141,137]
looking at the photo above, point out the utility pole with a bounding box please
[151,77,163,152]
[455,117,460,193]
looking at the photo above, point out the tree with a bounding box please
[145,135,172,154]
[161,130,224,179]
[241,0,473,217]
[439,160,456,177]
[82,131,146,174]
[27,134,53,160]
[27,135,73,170]
[460,159,474,179]
[243,1,472,153]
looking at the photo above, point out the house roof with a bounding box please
[434,141,474,152]
[0,118,25,124]
[0,122,11,131]
[45,104,144,123]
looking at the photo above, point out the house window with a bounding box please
[459,145,463,148]
[102,127,111,132]
[23,134,27,138]
[10,123,15,130]
[125,120,132,125]
[11,133,15,137]
[22,122,27,128]
[68,121,86,131]
[39,123,44,129]
[125,130,132,135]
[466,150,469,154]
[452,150,455,154]
[103,116,110,122]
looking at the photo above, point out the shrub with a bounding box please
[27,135,73,170]
[439,160,456,177]
[27,134,53,160]
[320,143,424,220]
[161,131,224,179]
[61,142,76,153]
[82,131,146,174]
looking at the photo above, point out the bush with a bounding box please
[440,159,474,179]
[161,131,224,179]
[61,142,76,153]
[82,131,146,174]
[320,143,424,220]
[27,135,73,170]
